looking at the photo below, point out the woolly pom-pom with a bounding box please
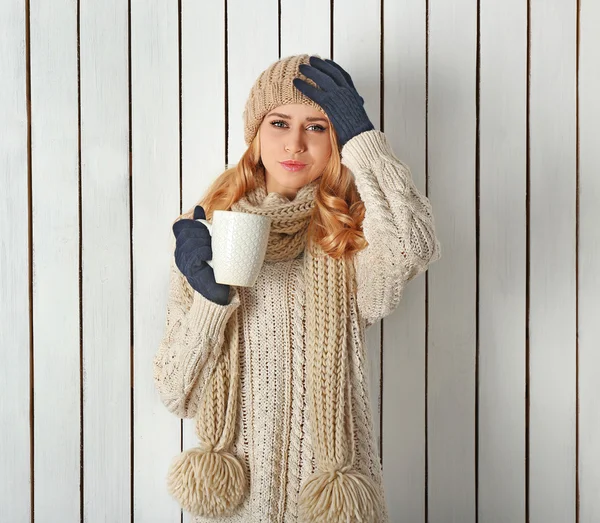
[298,466,380,522]
[167,446,247,517]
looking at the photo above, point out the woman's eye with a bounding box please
[270,120,326,132]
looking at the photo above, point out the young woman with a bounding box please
[153,54,441,523]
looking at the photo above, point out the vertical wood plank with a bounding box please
[181,0,226,214]
[381,0,427,520]
[529,1,577,522]
[578,0,600,521]
[227,0,278,164]
[280,0,330,58]
[428,0,477,521]
[478,0,527,521]
[334,0,383,464]
[29,0,80,520]
[0,1,30,521]
[131,1,180,521]
[80,1,131,520]
[180,2,226,521]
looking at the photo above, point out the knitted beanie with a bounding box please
[242,54,327,146]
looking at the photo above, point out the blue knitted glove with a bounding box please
[293,56,374,147]
[172,205,231,306]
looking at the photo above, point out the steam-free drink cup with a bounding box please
[196,210,271,287]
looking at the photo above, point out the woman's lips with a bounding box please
[280,161,307,172]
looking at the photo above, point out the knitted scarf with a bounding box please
[166,169,379,522]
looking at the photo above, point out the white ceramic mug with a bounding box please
[196,210,271,287]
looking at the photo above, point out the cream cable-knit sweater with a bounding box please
[153,130,441,522]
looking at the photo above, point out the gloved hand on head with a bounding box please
[293,56,374,147]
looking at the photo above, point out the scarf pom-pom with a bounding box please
[298,466,380,522]
[167,446,247,517]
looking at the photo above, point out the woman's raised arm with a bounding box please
[342,129,441,329]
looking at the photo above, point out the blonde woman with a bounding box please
[153,54,441,522]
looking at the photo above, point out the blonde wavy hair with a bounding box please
[175,124,368,261]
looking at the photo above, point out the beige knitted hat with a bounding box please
[242,54,327,146]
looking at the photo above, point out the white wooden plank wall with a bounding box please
[579,2,600,523]
[479,1,527,522]
[0,2,29,523]
[80,2,130,521]
[30,1,80,522]
[529,2,577,522]
[130,2,180,522]
[428,0,478,519]
[0,1,598,522]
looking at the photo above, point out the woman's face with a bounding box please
[258,103,332,200]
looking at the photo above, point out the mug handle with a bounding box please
[195,219,214,269]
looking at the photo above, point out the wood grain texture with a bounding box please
[0,1,30,521]
[478,0,527,521]
[382,0,427,520]
[227,0,278,164]
[30,0,81,520]
[181,0,226,216]
[427,0,478,521]
[130,1,181,521]
[529,1,577,521]
[80,0,131,520]
[578,1,600,522]
[280,0,330,58]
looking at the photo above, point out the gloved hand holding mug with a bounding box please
[172,205,231,306]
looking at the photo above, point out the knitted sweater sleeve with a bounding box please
[341,129,441,329]
[152,250,241,418]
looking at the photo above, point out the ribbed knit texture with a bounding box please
[242,54,325,146]
[153,129,441,522]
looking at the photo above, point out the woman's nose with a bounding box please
[285,140,305,153]
[285,127,306,153]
